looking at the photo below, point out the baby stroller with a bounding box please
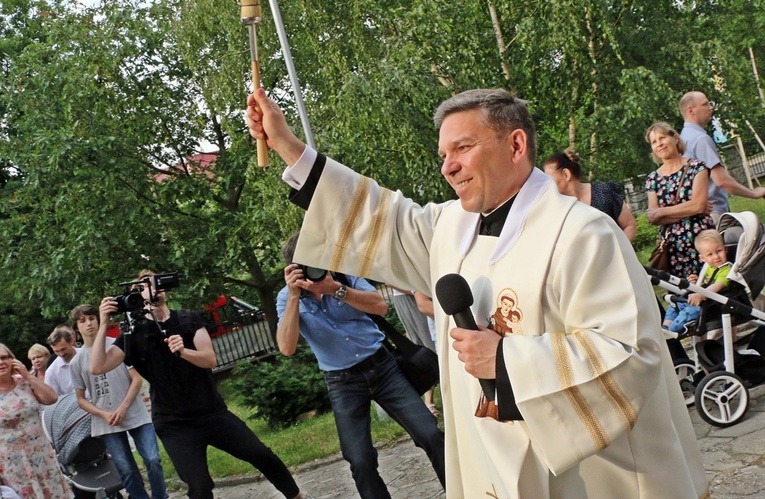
[42,393,125,498]
[646,211,765,427]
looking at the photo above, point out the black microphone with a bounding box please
[435,273,497,403]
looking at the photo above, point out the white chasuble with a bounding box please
[294,159,708,499]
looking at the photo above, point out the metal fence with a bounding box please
[202,297,277,373]
[748,151,765,178]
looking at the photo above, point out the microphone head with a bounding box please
[435,273,474,315]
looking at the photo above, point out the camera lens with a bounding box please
[111,290,146,314]
[300,265,327,282]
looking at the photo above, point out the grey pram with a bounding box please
[42,393,125,498]
[647,211,765,427]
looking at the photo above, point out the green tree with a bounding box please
[2,0,763,347]
[0,0,298,332]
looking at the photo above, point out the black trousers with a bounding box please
[154,410,299,499]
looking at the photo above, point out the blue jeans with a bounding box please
[325,349,445,499]
[101,423,168,499]
[664,302,701,333]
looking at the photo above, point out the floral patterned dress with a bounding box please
[0,376,71,499]
[645,158,714,277]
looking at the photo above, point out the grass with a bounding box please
[137,377,442,487]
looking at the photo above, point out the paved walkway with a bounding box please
[167,384,765,498]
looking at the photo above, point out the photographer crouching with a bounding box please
[90,270,309,499]
[277,233,445,499]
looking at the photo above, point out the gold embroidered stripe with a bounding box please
[357,188,391,277]
[332,177,370,271]
[551,332,573,387]
[574,331,637,431]
[552,332,609,451]
[563,386,610,451]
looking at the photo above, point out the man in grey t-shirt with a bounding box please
[679,91,765,218]
[70,304,167,499]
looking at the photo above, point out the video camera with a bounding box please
[111,271,182,314]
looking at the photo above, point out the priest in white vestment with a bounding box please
[246,88,709,499]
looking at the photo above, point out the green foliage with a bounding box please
[229,347,331,428]
[1,0,764,340]
[0,0,297,330]
[634,213,659,253]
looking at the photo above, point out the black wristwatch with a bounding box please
[334,284,347,301]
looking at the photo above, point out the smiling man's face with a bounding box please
[438,109,522,214]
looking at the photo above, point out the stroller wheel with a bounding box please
[673,359,698,407]
[694,371,750,427]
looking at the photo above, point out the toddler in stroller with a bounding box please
[662,229,733,335]
[42,393,125,498]
[647,211,765,427]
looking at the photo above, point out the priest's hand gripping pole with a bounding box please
[241,0,268,167]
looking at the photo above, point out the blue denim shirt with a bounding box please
[276,274,386,371]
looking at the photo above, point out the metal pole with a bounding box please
[268,0,315,149]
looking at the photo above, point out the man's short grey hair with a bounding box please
[47,324,75,346]
[433,89,537,165]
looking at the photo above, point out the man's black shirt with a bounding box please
[114,309,225,423]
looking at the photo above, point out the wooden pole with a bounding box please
[241,0,268,167]
[750,47,765,108]
[735,136,755,190]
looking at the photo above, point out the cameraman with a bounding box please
[277,233,445,499]
[90,270,307,499]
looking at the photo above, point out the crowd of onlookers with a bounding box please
[2,271,315,499]
[1,310,167,499]
[548,91,765,282]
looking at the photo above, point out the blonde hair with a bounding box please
[694,229,724,251]
[27,343,50,360]
[0,343,15,359]
[137,269,155,281]
[645,122,686,164]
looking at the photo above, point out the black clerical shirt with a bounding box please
[479,197,515,237]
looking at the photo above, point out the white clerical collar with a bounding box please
[458,168,552,265]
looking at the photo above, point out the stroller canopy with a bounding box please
[718,211,765,299]
[42,392,92,467]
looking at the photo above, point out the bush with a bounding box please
[229,346,331,428]
[633,212,658,253]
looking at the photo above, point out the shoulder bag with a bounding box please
[335,274,439,395]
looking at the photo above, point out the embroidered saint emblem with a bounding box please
[488,288,523,335]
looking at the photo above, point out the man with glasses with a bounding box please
[679,91,765,219]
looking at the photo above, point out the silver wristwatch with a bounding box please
[334,284,347,300]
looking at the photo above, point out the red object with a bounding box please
[206,295,229,337]
[106,323,121,338]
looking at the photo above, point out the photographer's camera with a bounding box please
[298,265,327,282]
[110,288,145,314]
